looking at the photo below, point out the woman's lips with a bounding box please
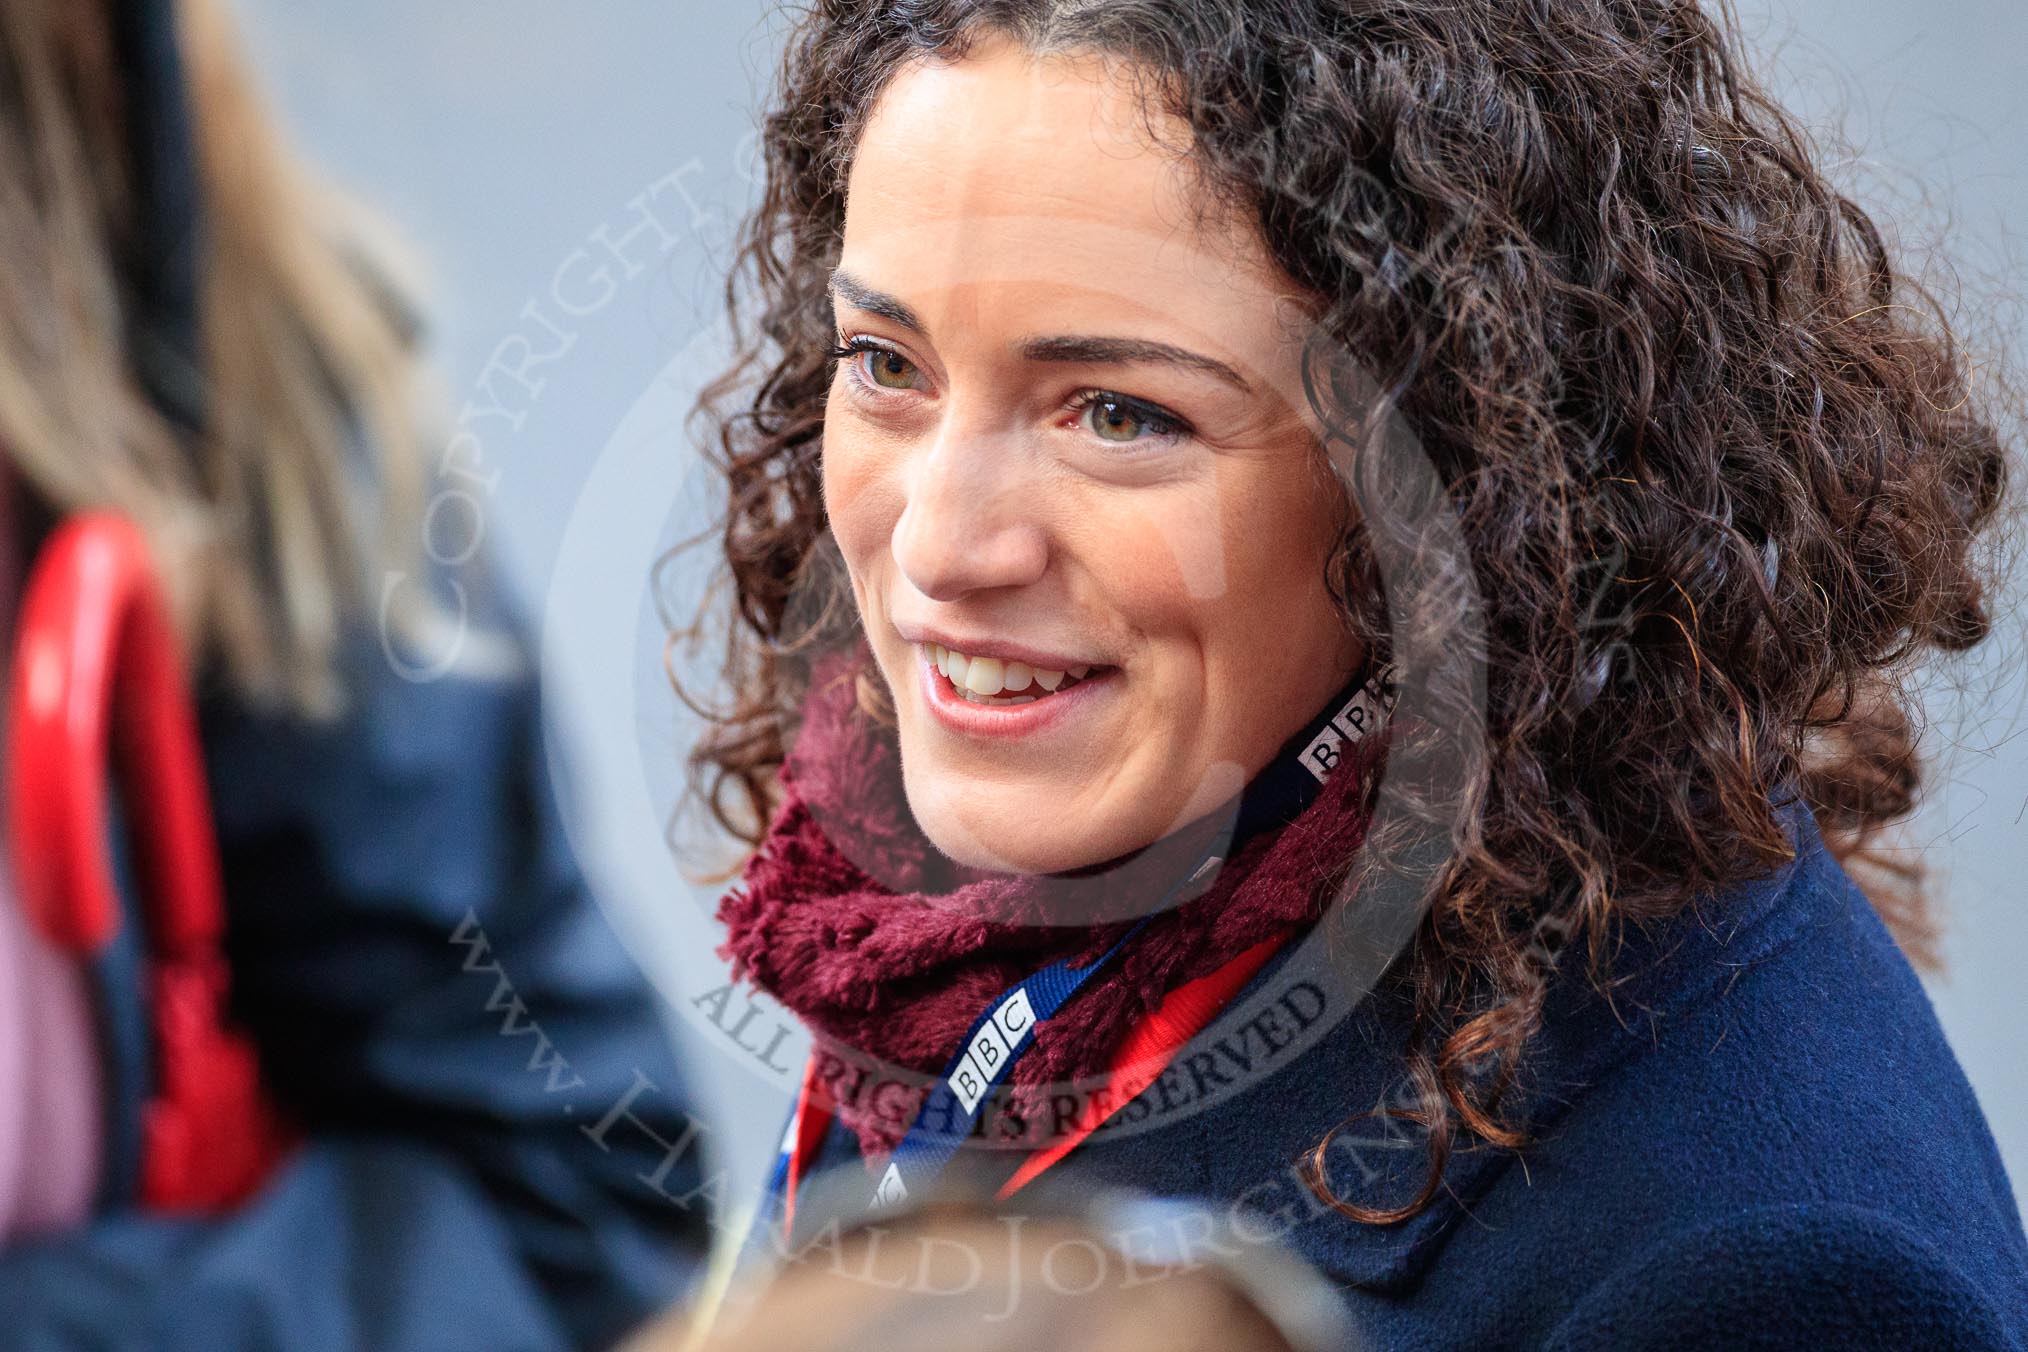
[918,646,1116,740]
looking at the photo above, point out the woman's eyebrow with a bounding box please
[830,269,1254,395]
[830,269,925,332]
[1015,335,1253,395]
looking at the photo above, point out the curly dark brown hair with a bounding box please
[675,0,2014,1224]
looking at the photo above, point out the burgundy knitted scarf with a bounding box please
[715,641,1388,1158]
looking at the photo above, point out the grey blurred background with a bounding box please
[226,0,2028,1218]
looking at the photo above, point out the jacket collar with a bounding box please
[1245,795,1826,1292]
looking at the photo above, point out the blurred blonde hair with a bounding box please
[0,0,429,716]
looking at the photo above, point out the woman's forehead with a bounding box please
[841,40,1306,376]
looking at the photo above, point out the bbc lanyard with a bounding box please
[760,660,1397,1246]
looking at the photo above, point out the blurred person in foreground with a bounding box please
[0,0,712,1346]
[629,1175,1355,1352]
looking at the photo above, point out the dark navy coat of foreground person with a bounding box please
[0,573,713,1351]
[793,799,2028,1350]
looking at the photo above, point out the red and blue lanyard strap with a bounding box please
[763,659,1397,1242]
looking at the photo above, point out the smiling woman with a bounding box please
[678,1,2028,1347]
[817,38,1360,875]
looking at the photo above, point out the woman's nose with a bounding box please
[888,425,1049,602]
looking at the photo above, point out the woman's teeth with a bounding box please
[926,643,1094,705]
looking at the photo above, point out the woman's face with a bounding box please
[823,36,1362,875]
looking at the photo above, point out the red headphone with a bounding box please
[6,513,293,1211]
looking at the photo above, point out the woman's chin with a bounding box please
[917,815,1093,876]
[907,789,1131,878]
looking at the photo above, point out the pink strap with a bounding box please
[0,867,104,1240]
[0,467,102,1240]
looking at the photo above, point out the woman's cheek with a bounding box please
[821,429,892,567]
[1082,481,1230,611]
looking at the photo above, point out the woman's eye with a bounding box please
[828,338,1187,449]
[865,347,921,390]
[827,336,928,394]
[1082,394,1185,444]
